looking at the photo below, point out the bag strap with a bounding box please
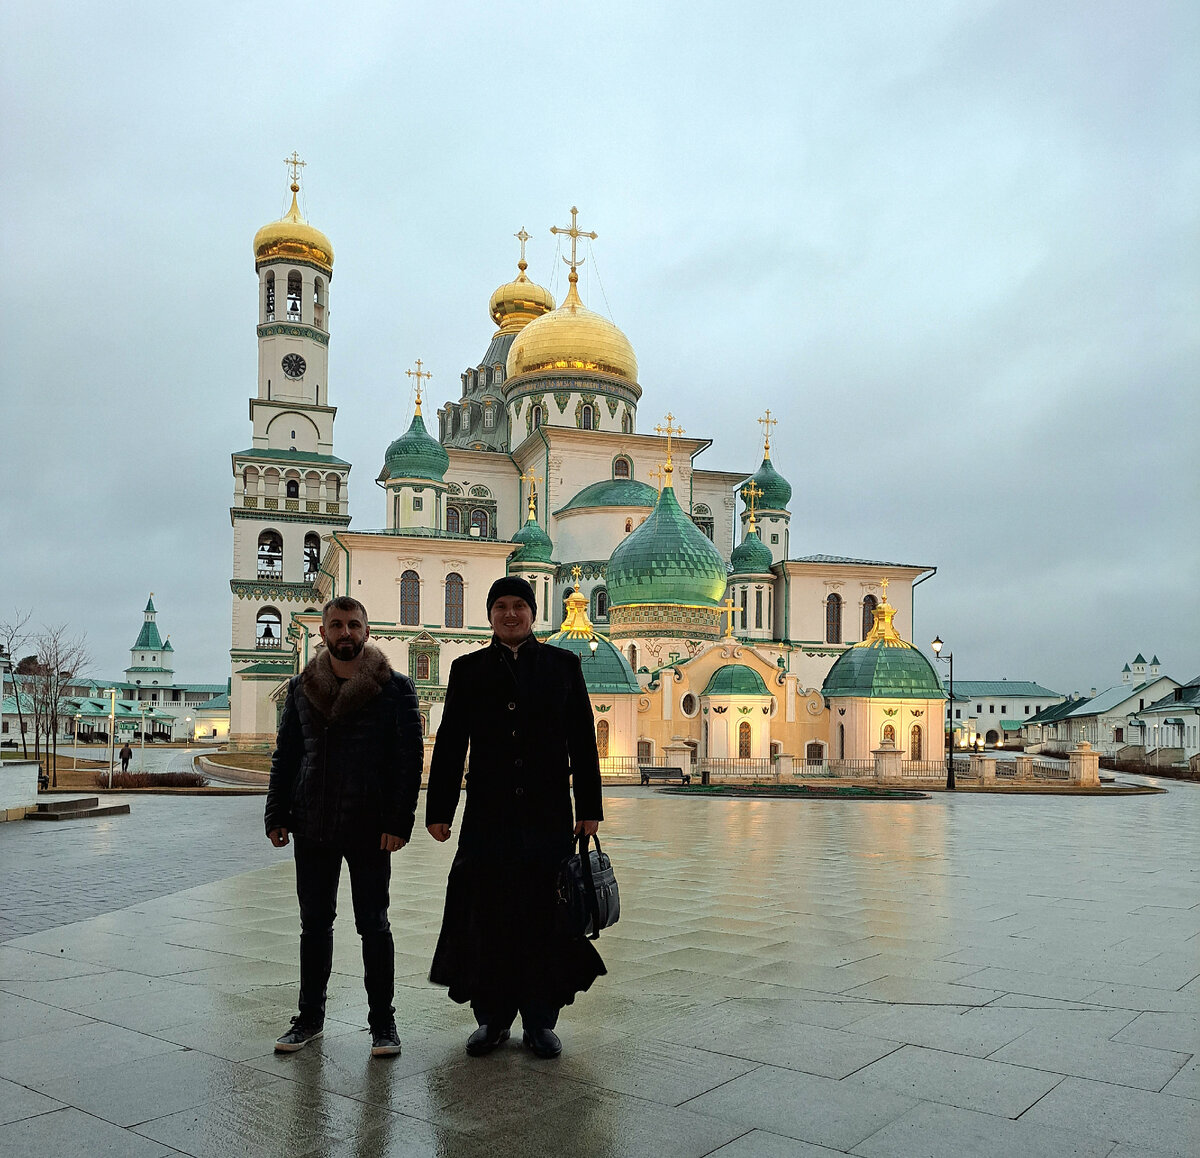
[578,832,603,941]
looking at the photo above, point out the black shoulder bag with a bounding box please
[555,832,620,940]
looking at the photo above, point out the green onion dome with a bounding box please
[822,600,946,700]
[729,529,774,575]
[746,455,791,511]
[509,511,554,565]
[547,586,640,694]
[606,480,728,608]
[556,478,658,514]
[382,409,449,482]
[702,664,771,696]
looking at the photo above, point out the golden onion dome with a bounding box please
[489,259,555,334]
[505,272,638,384]
[253,183,334,275]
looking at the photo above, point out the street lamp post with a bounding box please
[139,704,148,771]
[931,637,955,790]
[185,716,193,749]
[72,713,81,772]
[106,688,117,788]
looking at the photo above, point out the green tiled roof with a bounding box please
[382,412,449,482]
[1026,698,1089,724]
[233,448,350,465]
[237,660,295,675]
[606,483,728,609]
[1000,720,1025,731]
[196,693,230,711]
[144,594,156,613]
[556,478,658,514]
[743,455,791,510]
[702,664,771,697]
[543,636,640,694]
[729,530,774,575]
[131,622,163,651]
[949,681,1061,698]
[509,513,554,565]
[823,642,945,699]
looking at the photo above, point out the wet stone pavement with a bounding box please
[0,779,1196,1156]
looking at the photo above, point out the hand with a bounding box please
[573,819,600,837]
[380,833,406,852]
[427,823,452,842]
[268,827,290,847]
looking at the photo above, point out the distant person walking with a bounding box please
[426,576,605,1060]
[265,597,423,1058]
[118,743,133,773]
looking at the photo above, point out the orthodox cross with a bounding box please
[284,151,306,190]
[880,576,889,602]
[514,227,530,266]
[655,413,684,472]
[519,469,543,517]
[722,595,737,638]
[571,563,583,592]
[758,408,778,454]
[741,480,763,530]
[406,359,432,409]
[550,206,597,274]
[649,465,664,495]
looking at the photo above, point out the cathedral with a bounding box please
[228,162,947,772]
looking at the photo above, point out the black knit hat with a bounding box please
[486,575,537,618]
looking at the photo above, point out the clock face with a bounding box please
[282,353,306,379]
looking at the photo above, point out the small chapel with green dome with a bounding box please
[228,166,943,772]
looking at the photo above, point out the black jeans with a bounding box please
[294,836,394,1030]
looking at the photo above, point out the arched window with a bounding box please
[593,588,608,620]
[470,509,489,538]
[627,644,637,669]
[483,406,496,429]
[826,592,842,644]
[910,724,922,760]
[882,723,896,746]
[264,272,275,321]
[862,594,878,640]
[287,271,302,320]
[303,532,321,582]
[415,653,430,681]
[400,570,420,626]
[446,507,460,534]
[838,723,845,759]
[286,479,300,499]
[621,411,632,433]
[257,530,283,578]
[444,572,464,628]
[532,406,543,429]
[596,719,609,758]
[256,607,282,648]
[806,741,824,766]
[580,404,595,430]
[313,277,325,329]
[613,457,631,479]
[738,721,752,758]
[740,589,747,631]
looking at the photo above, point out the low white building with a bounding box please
[1129,679,1200,762]
[945,680,1064,748]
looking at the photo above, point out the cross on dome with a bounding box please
[550,206,598,281]
[571,564,583,592]
[741,479,763,531]
[284,151,306,192]
[519,469,543,518]
[655,413,684,482]
[758,408,777,454]
[514,227,530,267]
[405,359,432,413]
[722,594,737,638]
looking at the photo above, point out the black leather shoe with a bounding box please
[466,1023,511,1057]
[522,1027,562,1059]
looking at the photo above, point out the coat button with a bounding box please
[514,758,523,768]
[515,786,525,796]
[507,702,517,711]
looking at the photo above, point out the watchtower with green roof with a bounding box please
[125,593,176,688]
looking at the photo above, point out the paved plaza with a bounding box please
[0,780,1197,1157]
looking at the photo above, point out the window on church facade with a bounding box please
[446,507,460,534]
[637,739,653,763]
[593,588,608,620]
[303,533,320,583]
[483,406,495,429]
[532,406,543,429]
[627,644,637,670]
[257,530,283,579]
[444,572,464,628]
[825,593,842,643]
[399,570,420,625]
[806,741,824,765]
[862,594,877,639]
[415,653,430,681]
[286,480,299,499]
[286,271,302,320]
[740,589,747,631]
[580,405,594,430]
[613,457,631,479]
[313,277,325,330]
[755,589,763,629]
[909,724,922,760]
[596,719,609,758]
[470,509,489,538]
[738,721,752,758]
[264,272,275,321]
[256,607,282,647]
[621,411,632,433]
[838,723,845,759]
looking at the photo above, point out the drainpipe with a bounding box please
[911,566,937,642]
[331,531,352,594]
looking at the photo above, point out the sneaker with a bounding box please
[370,1019,402,1057]
[275,1015,324,1053]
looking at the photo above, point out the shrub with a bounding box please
[96,770,208,789]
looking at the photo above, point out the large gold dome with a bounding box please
[505,274,638,383]
[253,186,334,275]
[489,259,555,334]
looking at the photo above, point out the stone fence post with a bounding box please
[1014,755,1033,781]
[873,741,903,782]
[775,754,794,781]
[1069,741,1100,786]
[970,754,996,784]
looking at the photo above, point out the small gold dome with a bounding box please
[505,274,638,383]
[253,185,334,275]
[489,260,555,334]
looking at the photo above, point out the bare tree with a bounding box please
[0,611,32,758]
[30,626,91,788]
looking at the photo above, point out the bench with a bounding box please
[639,765,690,786]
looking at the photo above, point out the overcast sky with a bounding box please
[2,1,1196,695]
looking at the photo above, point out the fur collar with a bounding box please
[301,643,393,722]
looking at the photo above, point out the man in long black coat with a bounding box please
[265,597,423,1057]
[426,576,604,1059]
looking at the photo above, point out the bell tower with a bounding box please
[228,155,351,750]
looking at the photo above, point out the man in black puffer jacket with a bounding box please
[265,596,422,1058]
